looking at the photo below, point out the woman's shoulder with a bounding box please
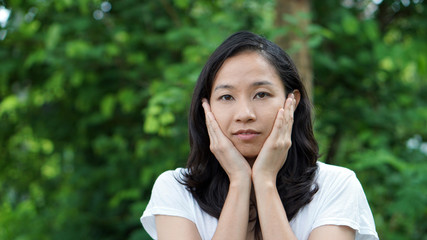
[314,161,364,200]
[152,168,189,190]
[315,161,357,184]
[156,167,187,180]
[142,168,201,239]
[306,162,379,239]
[316,161,355,174]
[146,167,194,210]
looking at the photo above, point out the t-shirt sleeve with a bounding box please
[140,170,194,239]
[312,168,379,240]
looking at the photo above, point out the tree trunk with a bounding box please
[275,0,313,100]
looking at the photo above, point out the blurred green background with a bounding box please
[1,0,426,239]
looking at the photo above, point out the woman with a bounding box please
[141,31,379,240]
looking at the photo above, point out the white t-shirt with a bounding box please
[141,162,379,240]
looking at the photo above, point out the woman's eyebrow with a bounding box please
[214,84,234,91]
[214,81,273,91]
[252,80,273,86]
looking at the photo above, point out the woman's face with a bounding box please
[209,51,286,162]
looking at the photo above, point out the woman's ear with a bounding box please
[293,90,301,107]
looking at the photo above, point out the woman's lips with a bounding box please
[233,129,260,141]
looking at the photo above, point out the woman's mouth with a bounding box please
[233,129,260,141]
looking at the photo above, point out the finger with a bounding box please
[291,94,296,113]
[201,99,217,133]
[201,99,217,141]
[201,98,211,115]
[201,99,225,144]
[205,112,215,139]
[289,98,295,119]
[267,107,285,141]
[283,96,295,138]
[284,94,294,122]
[207,111,225,143]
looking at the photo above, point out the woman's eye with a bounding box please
[255,92,270,99]
[219,95,234,101]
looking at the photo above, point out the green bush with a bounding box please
[0,0,426,239]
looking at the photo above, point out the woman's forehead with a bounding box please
[211,51,283,90]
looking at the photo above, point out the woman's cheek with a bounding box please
[211,106,230,134]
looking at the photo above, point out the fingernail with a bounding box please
[290,93,295,99]
[202,98,207,104]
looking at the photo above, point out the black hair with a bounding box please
[183,31,319,238]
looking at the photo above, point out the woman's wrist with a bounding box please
[229,171,252,189]
[252,170,277,189]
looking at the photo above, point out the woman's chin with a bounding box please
[236,146,261,166]
[242,153,258,166]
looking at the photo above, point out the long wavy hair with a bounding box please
[182,31,319,237]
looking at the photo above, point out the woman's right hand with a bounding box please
[202,99,252,183]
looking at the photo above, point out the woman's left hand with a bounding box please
[252,93,296,183]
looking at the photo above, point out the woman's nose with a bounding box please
[234,100,256,123]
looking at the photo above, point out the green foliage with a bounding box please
[312,1,427,239]
[0,0,426,239]
[0,0,274,239]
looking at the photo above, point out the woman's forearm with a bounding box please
[212,176,251,240]
[253,174,297,240]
